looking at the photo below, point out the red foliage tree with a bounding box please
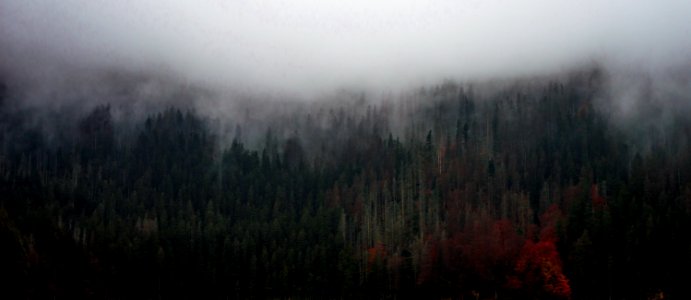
[512,239,571,298]
[539,204,564,242]
[367,243,387,272]
[508,205,571,298]
[590,184,607,208]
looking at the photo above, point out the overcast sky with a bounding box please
[1,0,690,96]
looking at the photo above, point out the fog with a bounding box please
[2,0,690,98]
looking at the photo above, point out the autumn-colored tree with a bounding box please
[510,238,571,299]
[366,243,387,272]
[507,205,571,298]
[590,184,606,208]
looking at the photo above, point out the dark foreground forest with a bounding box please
[1,69,690,299]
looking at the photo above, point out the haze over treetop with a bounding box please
[2,0,690,95]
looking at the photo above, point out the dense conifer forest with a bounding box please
[1,69,690,299]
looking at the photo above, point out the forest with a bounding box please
[1,68,690,299]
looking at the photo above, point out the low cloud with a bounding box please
[1,0,690,97]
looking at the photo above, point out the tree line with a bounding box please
[1,71,690,299]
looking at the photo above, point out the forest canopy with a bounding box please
[1,67,690,299]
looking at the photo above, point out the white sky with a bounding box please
[1,0,690,96]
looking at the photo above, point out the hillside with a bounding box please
[1,68,690,299]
